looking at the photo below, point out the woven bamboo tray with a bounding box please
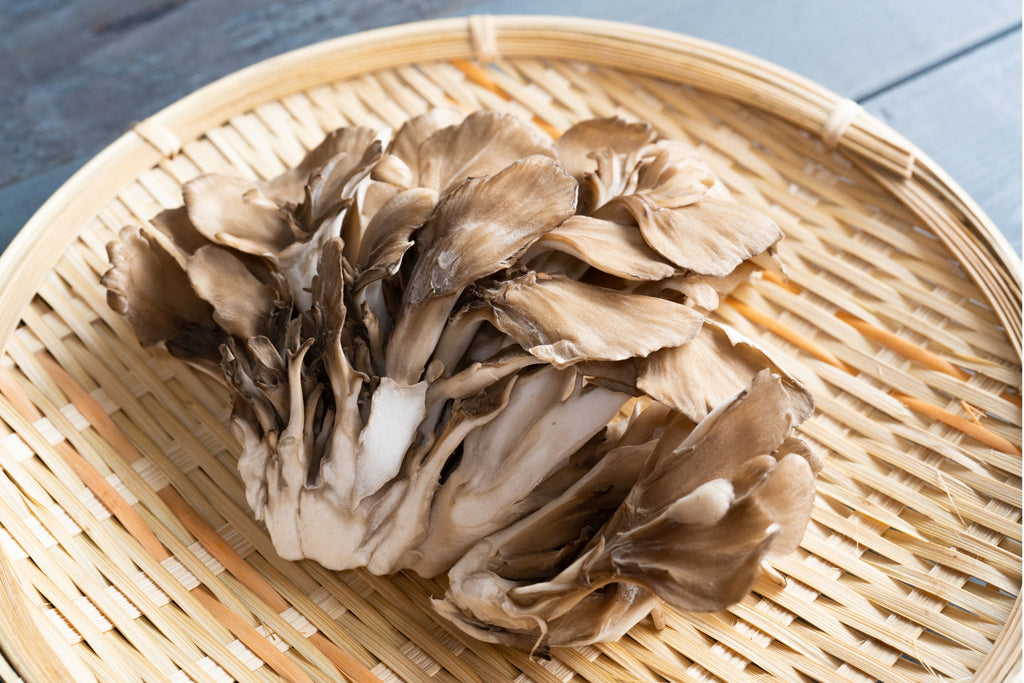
[0,15,1019,683]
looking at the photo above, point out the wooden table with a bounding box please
[1,0,1020,256]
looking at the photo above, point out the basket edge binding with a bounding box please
[0,15,1018,682]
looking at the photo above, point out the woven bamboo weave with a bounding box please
[0,16,1019,683]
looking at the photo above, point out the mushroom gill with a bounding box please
[103,111,819,649]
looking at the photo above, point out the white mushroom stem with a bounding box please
[385,292,461,384]
[353,378,428,500]
[410,369,629,576]
[103,112,818,650]
[363,378,517,574]
[430,304,490,373]
[260,338,315,560]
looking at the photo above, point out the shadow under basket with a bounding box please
[0,15,1019,683]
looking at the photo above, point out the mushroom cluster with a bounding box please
[103,110,820,650]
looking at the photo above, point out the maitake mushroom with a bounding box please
[103,110,820,650]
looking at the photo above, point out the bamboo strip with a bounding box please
[591,639,661,682]
[0,374,324,681]
[0,16,1019,683]
[0,457,258,679]
[33,352,384,683]
[866,168,1022,360]
[1,17,1015,344]
[15,561,142,682]
[725,296,1020,455]
[0,649,23,683]
[723,602,858,683]
[0,542,81,683]
[975,595,1023,683]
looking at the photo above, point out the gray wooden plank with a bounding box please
[862,29,1022,254]
[0,0,459,187]
[0,0,65,27]
[449,0,1021,98]
[0,158,87,250]
[0,0,194,83]
[1,0,1020,254]
[0,0,1018,189]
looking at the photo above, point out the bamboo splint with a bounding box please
[0,16,1018,683]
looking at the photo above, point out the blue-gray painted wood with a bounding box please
[0,158,88,251]
[862,29,1021,254]
[1,0,1020,255]
[445,0,1021,99]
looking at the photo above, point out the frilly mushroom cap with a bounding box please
[525,215,676,282]
[416,110,556,191]
[404,155,577,304]
[584,371,820,609]
[354,187,438,289]
[149,206,212,256]
[385,154,577,384]
[102,110,819,651]
[633,139,718,207]
[479,272,704,367]
[184,175,299,256]
[263,125,380,206]
[607,195,783,277]
[102,226,222,359]
[435,371,820,649]
[186,245,283,340]
[554,116,656,181]
[638,319,815,423]
[388,108,466,185]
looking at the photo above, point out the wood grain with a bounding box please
[862,29,1022,252]
[0,16,1018,681]
[0,0,1020,252]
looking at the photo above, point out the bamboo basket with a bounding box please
[0,15,1019,683]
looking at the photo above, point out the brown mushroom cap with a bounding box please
[607,195,783,278]
[184,175,299,255]
[386,155,577,384]
[186,245,280,340]
[638,319,815,423]
[633,139,717,207]
[148,206,213,256]
[526,215,677,281]
[102,112,819,651]
[405,155,578,304]
[388,108,466,184]
[263,126,379,206]
[354,187,438,288]
[102,226,222,359]
[417,110,556,192]
[479,272,704,367]
[435,371,818,648]
[554,116,656,181]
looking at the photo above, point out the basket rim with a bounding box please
[0,15,1019,351]
[0,15,1019,682]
